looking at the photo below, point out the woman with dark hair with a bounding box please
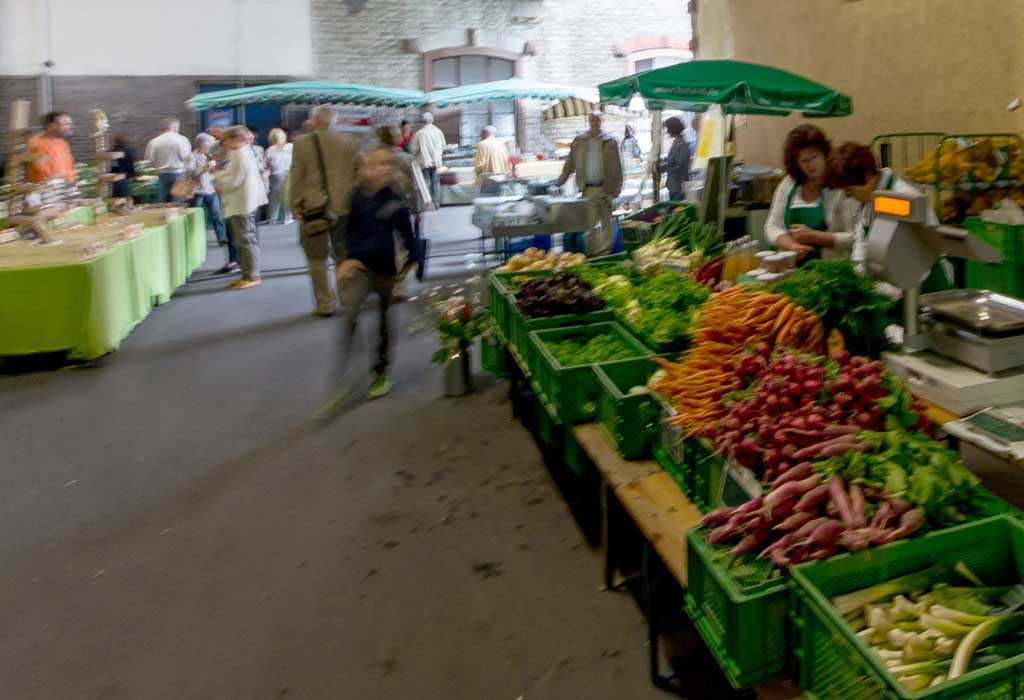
[765,124,853,261]
[661,116,691,202]
[827,142,953,292]
[397,119,414,153]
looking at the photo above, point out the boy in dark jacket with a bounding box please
[337,148,418,398]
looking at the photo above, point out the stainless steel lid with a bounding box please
[922,289,1024,334]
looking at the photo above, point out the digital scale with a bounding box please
[867,190,1024,415]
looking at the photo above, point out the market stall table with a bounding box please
[573,423,804,699]
[0,207,206,360]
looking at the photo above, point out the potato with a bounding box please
[509,253,528,267]
[573,253,587,265]
[524,247,539,259]
[496,264,511,273]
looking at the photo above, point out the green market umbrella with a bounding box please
[425,78,598,108]
[600,60,852,225]
[598,59,852,116]
[185,81,427,110]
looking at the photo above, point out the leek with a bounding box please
[920,612,977,637]
[832,565,945,616]
[949,612,1024,679]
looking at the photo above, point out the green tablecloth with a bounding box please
[0,208,207,360]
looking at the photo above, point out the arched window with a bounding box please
[423,48,520,148]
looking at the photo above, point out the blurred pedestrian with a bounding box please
[661,116,691,202]
[110,133,136,199]
[473,125,511,184]
[289,105,361,316]
[214,126,267,289]
[398,119,414,153]
[336,147,418,398]
[265,127,293,224]
[185,132,228,246]
[620,125,642,161]
[145,118,191,203]
[26,111,76,183]
[410,111,445,208]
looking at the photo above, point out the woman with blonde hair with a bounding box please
[214,125,268,289]
[265,127,293,224]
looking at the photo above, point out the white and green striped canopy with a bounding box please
[186,78,597,111]
[185,81,427,109]
[424,79,598,107]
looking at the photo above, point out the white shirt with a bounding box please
[764,175,856,260]
[585,135,603,185]
[266,144,293,176]
[214,146,268,218]
[411,123,446,169]
[144,131,192,173]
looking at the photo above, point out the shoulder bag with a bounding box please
[301,133,333,236]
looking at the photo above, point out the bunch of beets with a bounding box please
[705,346,922,481]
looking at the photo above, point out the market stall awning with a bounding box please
[425,79,598,108]
[598,60,852,117]
[185,81,427,110]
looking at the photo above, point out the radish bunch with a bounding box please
[701,469,926,568]
[705,347,922,481]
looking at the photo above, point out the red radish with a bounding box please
[822,424,861,437]
[777,461,792,474]
[803,380,823,394]
[848,485,867,528]
[734,497,764,516]
[769,548,791,568]
[791,516,830,540]
[731,531,767,556]
[856,412,873,427]
[708,523,737,544]
[806,519,844,547]
[808,546,837,561]
[700,505,738,527]
[838,529,872,551]
[884,508,925,542]
[770,462,813,489]
[773,511,815,532]
[833,349,851,364]
[828,475,855,526]
[795,484,830,511]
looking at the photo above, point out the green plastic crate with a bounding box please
[689,437,725,513]
[532,393,559,449]
[685,528,790,688]
[965,260,1024,297]
[966,216,1024,265]
[527,323,653,424]
[508,307,615,376]
[562,424,590,476]
[791,515,1024,700]
[481,335,511,377]
[593,358,661,459]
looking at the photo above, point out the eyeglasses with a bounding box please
[798,152,825,166]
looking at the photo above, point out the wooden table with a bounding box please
[573,423,803,699]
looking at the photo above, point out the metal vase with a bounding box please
[443,346,474,397]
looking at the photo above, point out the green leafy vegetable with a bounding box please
[545,333,639,367]
[771,260,896,356]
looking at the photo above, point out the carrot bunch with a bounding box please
[653,286,824,436]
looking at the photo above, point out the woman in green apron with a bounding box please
[765,125,854,263]
[827,142,954,294]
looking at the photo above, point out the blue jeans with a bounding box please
[191,193,228,244]
[421,167,440,207]
[157,171,183,204]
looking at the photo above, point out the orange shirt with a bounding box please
[26,134,76,183]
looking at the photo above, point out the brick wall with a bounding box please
[0,75,295,161]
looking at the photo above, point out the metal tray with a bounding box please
[921,289,1024,334]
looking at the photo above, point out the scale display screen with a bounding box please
[964,411,1024,443]
[874,195,912,217]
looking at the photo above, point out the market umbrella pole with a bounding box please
[719,114,728,235]
[650,110,662,203]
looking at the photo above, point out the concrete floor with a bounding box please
[0,213,678,700]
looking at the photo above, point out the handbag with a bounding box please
[301,133,333,236]
[171,176,196,200]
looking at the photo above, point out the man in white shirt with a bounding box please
[556,111,623,256]
[145,118,192,203]
[410,112,446,208]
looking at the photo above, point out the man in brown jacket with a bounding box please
[556,111,623,256]
[289,105,361,316]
